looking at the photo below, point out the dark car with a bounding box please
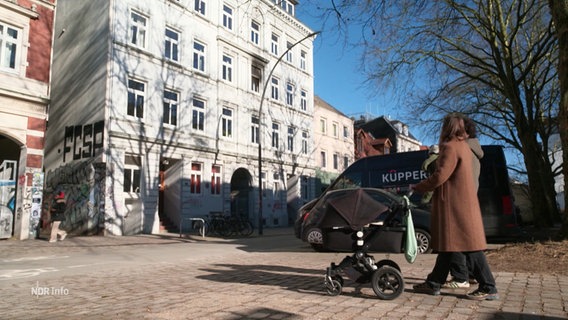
[295,188,432,254]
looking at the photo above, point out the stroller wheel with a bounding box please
[324,277,343,296]
[371,266,404,300]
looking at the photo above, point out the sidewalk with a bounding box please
[0,227,294,257]
[1,227,567,319]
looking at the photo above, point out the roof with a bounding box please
[355,116,419,141]
[314,95,349,117]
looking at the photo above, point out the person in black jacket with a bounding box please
[49,191,67,243]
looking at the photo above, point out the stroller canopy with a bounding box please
[321,188,390,229]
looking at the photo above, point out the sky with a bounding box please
[294,2,524,176]
[294,2,422,140]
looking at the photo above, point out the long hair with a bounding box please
[439,113,468,144]
[463,116,478,138]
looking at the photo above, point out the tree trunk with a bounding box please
[549,0,568,238]
[522,139,559,227]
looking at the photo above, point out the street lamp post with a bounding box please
[257,31,319,235]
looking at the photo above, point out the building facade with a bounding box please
[548,125,565,212]
[354,128,392,159]
[46,0,316,236]
[354,115,421,156]
[312,95,354,195]
[0,0,55,240]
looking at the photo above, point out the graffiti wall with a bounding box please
[44,161,106,235]
[0,160,17,239]
[28,172,44,238]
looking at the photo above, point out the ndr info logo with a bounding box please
[31,281,69,297]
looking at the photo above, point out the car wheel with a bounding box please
[305,227,323,244]
[415,228,432,254]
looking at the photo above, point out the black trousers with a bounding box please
[449,252,470,281]
[427,251,497,293]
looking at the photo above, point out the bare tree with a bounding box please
[312,0,561,229]
[549,0,568,237]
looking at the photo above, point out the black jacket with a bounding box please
[51,200,66,222]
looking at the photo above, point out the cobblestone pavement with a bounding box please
[0,228,567,320]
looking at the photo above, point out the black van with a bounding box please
[326,145,521,237]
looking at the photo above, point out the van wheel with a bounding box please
[415,228,432,254]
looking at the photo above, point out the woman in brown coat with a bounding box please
[412,113,498,300]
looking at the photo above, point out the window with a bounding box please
[129,11,147,48]
[320,118,327,134]
[165,28,179,62]
[287,126,295,152]
[271,77,279,100]
[211,165,221,195]
[251,116,259,144]
[332,122,338,137]
[320,151,327,168]
[190,163,202,194]
[271,33,279,55]
[127,79,145,118]
[301,176,308,201]
[192,98,205,131]
[286,41,293,63]
[300,50,306,70]
[286,82,294,106]
[222,54,232,82]
[251,65,261,92]
[343,156,349,170]
[301,131,308,154]
[281,0,295,15]
[194,0,206,16]
[222,4,233,30]
[272,123,279,148]
[250,21,260,45]
[0,22,19,71]
[193,40,206,72]
[333,153,339,170]
[273,180,281,199]
[124,155,141,193]
[300,90,307,111]
[261,172,267,197]
[343,125,349,138]
[221,107,233,138]
[163,90,178,125]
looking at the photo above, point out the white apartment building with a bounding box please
[45,0,316,235]
[549,127,565,212]
[313,95,354,195]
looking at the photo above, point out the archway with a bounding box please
[230,168,252,220]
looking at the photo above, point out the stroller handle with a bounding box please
[402,188,413,209]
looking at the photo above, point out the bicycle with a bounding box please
[204,213,230,237]
[224,215,254,237]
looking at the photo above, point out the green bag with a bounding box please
[403,196,418,264]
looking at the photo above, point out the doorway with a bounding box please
[230,168,252,220]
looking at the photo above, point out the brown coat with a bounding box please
[467,138,484,191]
[414,139,486,252]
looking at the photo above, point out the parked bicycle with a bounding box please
[202,213,254,237]
[224,215,254,237]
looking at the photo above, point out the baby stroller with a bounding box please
[323,188,415,300]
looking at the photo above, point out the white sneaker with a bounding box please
[442,280,470,289]
[49,239,57,243]
[59,233,67,241]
